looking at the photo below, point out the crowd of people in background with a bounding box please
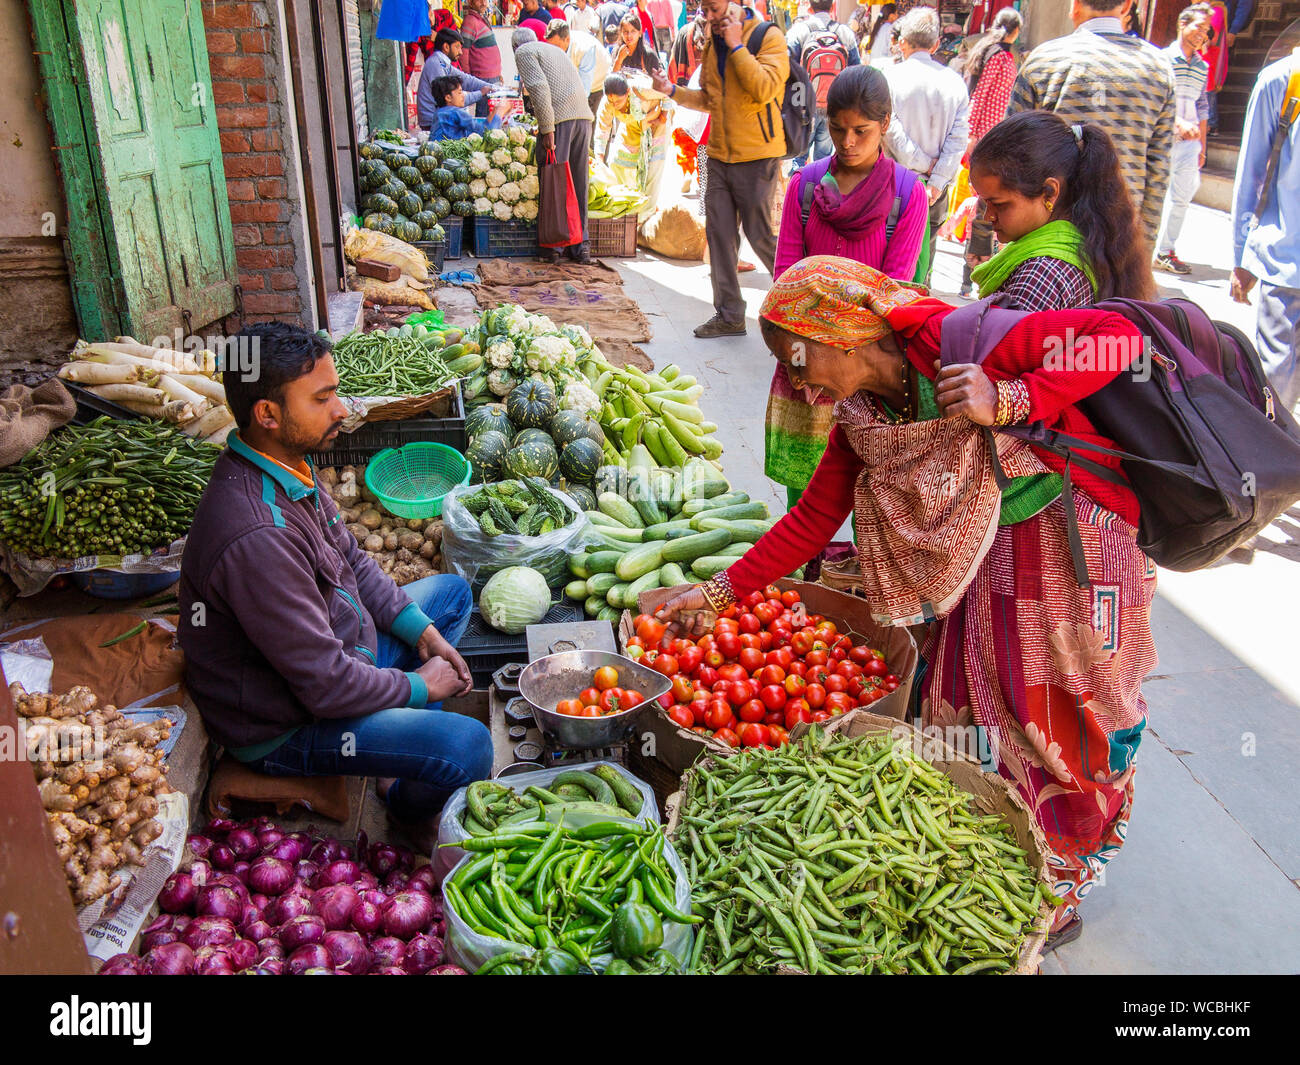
[399,0,1296,410]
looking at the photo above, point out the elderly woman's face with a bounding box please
[763,326,862,403]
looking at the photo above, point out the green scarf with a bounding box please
[969,219,1097,298]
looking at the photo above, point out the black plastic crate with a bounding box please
[309,386,466,467]
[470,217,538,258]
[413,240,445,273]
[459,596,583,687]
[412,217,464,272]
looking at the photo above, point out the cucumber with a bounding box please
[615,542,665,582]
[693,517,777,541]
[661,527,733,563]
[627,468,663,526]
[588,510,632,529]
[596,605,621,623]
[718,542,750,557]
[564,579,589,601]
[641,518,694,540]
[606,581,630,607]
[689,502,769,528]
[592,529,643,550]
[568,551,591,579]
[446,353,483,375]
[623,568,663,608]
[680,491,751,516]
[591,764,644,815]
[586,572,620,596]
[598,491,644,528]
[584,594,605,617]
[589,523,643,543]
[585,550,624,574]
[680,460,729,501]
[658,562,689,587]
[690,555,736,579]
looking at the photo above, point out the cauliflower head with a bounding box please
[484,336,516,369]
[485,169,506,188]
[518,174,540,200]
[507,124,527,146]
[473,196,492,215]
[560,380,601,414]
[468,151,490,176]
[487,368,518,396]
[559,323,593,351]
[512,145,530,164]
[490,147,512,168]
[469,177,488,197]
[515,200,538,221]
[499,182,521,204]
[492,200,514,221]
[486,186,500,202]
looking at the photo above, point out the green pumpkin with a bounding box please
[415,181,438,203]
[418,141,441,159]
[559,438,602,483]
[362,212,393,231]
[430,196,452,219]
[359,142,381,159]
[450,163,471,184]
[563,483,598,512]
[512,427,554,449]
[398,192,424,218]
[447,182,470,203]
[376,218,399,236]
[384,150,406,169]
[396,220,423,243]
[453,199,475,218]
[414,155,440,175]
[466,430,510,482]
[431,167,455,190]
[412,210,438,230]
[465,402,514,439]
[367,193,399,217]
[426,223,446,242]
[506,379,558,429]
[380,180,408,202]
[504,440,558,481]
[370,162,392,185]
[397,165,423,187]
[548,409,604,448]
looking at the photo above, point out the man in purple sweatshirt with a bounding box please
[179,323,491,845]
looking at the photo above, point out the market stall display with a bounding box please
[440,817,696,974]
[98,820,465,975]
[317,463,444,585]
[669,724,1055,975]
[332,325,478,425]
[15,682,172,907]
[0,417,217,560]
[58,339,233,444]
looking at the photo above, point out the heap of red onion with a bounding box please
[98,818,457,976]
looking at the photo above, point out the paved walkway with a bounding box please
[612,199,1300,973]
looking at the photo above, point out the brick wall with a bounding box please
[202,1,310,327]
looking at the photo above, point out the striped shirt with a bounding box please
[1009,16,1176,248]
[1164,41,1210,125]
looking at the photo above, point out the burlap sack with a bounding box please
[638,204,706,261]
[0,379,76,467]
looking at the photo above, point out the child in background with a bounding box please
[428,76,505,141]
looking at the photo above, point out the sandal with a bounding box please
[1041,914,1083,955]
[737,259,756,273]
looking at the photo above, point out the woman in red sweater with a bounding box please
[658,256,1158,951]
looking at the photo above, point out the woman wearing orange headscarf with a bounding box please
[658,256,1159,952]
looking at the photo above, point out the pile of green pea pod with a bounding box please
[672,728,1058,975]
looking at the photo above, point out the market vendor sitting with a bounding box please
[178,323,492,847]
[427,75,505,142]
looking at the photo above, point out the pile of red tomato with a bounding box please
[555,665,646,717]
[625,586,900,750]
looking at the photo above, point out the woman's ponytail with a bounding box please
[1068,122,1155,301]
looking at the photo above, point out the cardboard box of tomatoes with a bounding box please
[662,708,1055,975]
[619,579,919,789]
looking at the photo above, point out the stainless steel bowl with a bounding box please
[519,650,671,750]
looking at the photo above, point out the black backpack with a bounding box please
[940,294,1300,583]
[747,21,814,160]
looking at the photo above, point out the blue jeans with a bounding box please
[247,575,492,820]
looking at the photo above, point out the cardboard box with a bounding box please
[665,709,1053,975]
[622,580,919,798]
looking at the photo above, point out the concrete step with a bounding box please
[1194,166,1235,212]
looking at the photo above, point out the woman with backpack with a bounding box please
[766,66,927,514]
[657,254,1159,953]
[967,111,1156,310]
[958,7,1021,296]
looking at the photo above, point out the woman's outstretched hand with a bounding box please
[934,360,998,426]
[654,585,717,642]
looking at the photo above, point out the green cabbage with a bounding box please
[478,566,551,634]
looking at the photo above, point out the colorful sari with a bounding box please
[594,91,671,221]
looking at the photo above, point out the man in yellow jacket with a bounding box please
[653,1,788,338]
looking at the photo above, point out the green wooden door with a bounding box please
[29,0,237,342]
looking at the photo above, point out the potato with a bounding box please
[397,530,423,552]
[334,481,360,506]
[358,508,383,531]
[346,523,368,542]
[395,547,414,564]
[383,532,399,552]
[318,466,339,487]
[405,518,422,531]
[419,540,436,560]
[363,534,384,552]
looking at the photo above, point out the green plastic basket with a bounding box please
[364,442,471,519]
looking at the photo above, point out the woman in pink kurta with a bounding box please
[766,65,926,511]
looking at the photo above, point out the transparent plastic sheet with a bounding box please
[432,761,659,883]
[0,539,185,597]
[440,482,600,589]
[442,814,695,974]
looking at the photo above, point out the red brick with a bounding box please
[237,274,265,291]
[245,81,276,104]
[269,270,299,291]
[216,104,270,129]
[260,224,291,245]
[228,201,283,224]
[205,30,238,54]
[221,154,270,178]
[272,246,297,266]
[225,179,256,201]
[211,80,245,105]
[232,223,261,247]
[242,293,300,314]
[203,3,257,29]
[249,129,282,152]
[239,29,271,54]
[255,178,287,199]
[236,248,276,270]
[209,54,265,79]
[219,130,250,153]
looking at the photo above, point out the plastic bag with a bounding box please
[350,273,436,310]
[343,226,430,282]
[440,483,600,589]
[442,814,695,974]
[432,761,659,882]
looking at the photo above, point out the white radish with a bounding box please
[180,405,234,438]
[87,383,167,405]
[168,373,226,404]
[201,423,233,446]
[156,375,209,411]
[57,362,138,384]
